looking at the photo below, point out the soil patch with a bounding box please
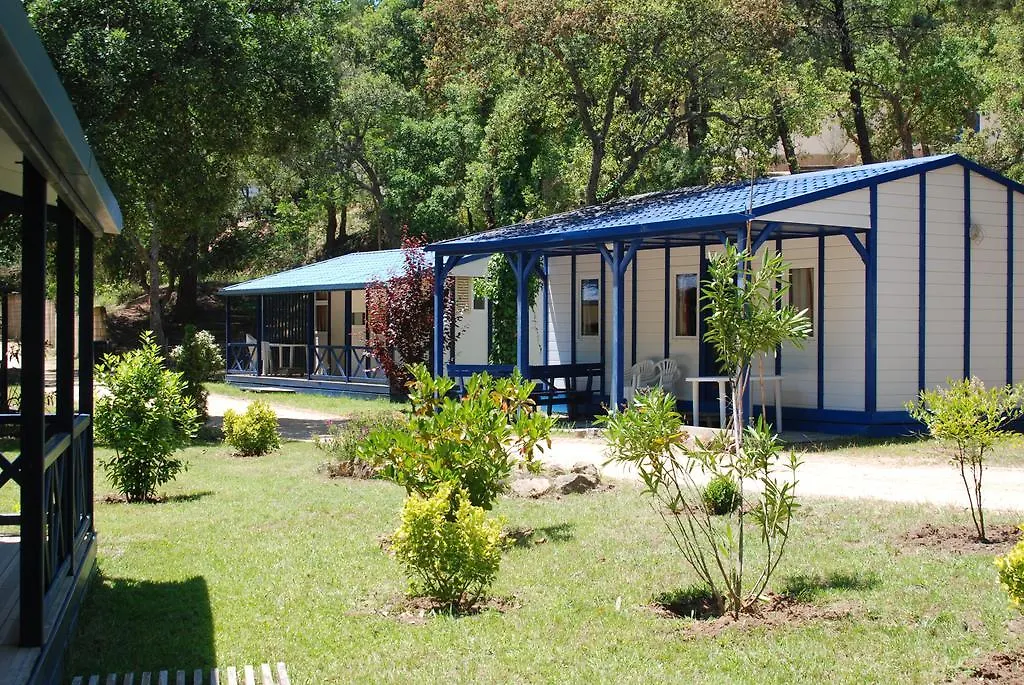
[956,651,1024,683]
[898,523,1021,554]
[362,594,520,625]
[650,590,859,638]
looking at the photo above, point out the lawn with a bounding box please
[63,438,1024,684]
[796,433,1024,467]
[205,381,405,416]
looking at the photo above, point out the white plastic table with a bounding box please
[685,374,784,431]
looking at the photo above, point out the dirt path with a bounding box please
[206,393,344,441]
[206,392,1024,512]
[543,435,1024,513]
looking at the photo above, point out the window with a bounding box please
[580,278,599,336]
[352,311,366,326]
[472,278,486,310]
[788,267,814,335]
[675,273,698,337]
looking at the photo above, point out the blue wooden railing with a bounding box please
[226,342,387,384]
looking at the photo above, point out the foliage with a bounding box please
[906,378,1024,542]
[222,401,281,458]
[363,364,553,510]
[169,326,223,421]
[602,245,809,619]
[475,255,541,365]
[392,482,504,607]
[314,411,407,478]
[94,332,198,502]
[702,475,741,516]
[995,528,1024,612]
[365,235,462,392]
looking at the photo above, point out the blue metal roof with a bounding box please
[220,249,408,296]
[428,154,1017,255]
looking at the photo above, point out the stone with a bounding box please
[571,461,601,482]
[546,464,569,477]
[553,472,600,495]
[511,477,552,498]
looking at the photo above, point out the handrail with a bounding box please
[43,431,71,470]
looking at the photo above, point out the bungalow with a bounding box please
[218,249,534,397]
[426,154,1024,435]
[0,3,122,683]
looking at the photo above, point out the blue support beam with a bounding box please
[817,231,825,410]
[964,168,972,378]
[432,252,445,377]
[541,256,550,365]
[918,173,927,392]
[1008,188,1015,385]
[513,252,537,374]
[600,239,641,410]
[866,186,878,413]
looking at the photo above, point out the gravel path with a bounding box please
[206,392,1024,512]
[542,435,1024,512]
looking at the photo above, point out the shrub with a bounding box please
[314,411,406,479]
[223,401,280,457]
[602,244,809,619]
[362,364,554,510]
[94,332,198,502]
[996,529,1024,612]
[703,475,740,515]
[169,326,224,421]
[906,377,1024,542]
[392,483,504,607]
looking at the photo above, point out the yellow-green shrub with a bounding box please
[223,401,280,457]
[392,483,504,607]
[995,529,1024,611]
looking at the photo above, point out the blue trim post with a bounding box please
[20,159,46,647]
[514,252,533,375]
[541,256,550,365]
[78,221,95,532]
[964,167,972,378]
[866,186,878,414]
[610,242,626,409]
[918,173,927,392]
[570,254,577,364]
[775,236,783,376]
[663,244,670,359]
[486,298,493,362]
[600,253,607,373]
[257,296,265,376]
[1008,188,1015,385]
[817,231,825,410]
[433,252,445,378]
[343,290,353,377]
[306,292,315,378]
[631,250,638,365]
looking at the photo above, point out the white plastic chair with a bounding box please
[625,360,658,403]
[245,333,272,375]
[655,358,681,395]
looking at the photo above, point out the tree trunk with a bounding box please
[148,228,167,349]
[833,0,874,164]
[175,234,200,324]
[338,203,347,240]
[325,200,338,255]
[774,99,800,174]
[892,99,915,159]
[585,140,605,206]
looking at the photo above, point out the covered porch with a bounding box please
[219,249,488,398]
[0,3,122,682]
[425,160,942,431]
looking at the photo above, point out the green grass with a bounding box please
[65,439,1024,684]
[206,382,405,416]
[796,433,1024,467]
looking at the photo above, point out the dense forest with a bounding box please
[15,0,1024,344]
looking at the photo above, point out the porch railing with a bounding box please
[312,345,386,382]
[226,342,258,375]
[0,412,93,600]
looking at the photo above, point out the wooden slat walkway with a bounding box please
[71,663,289,685]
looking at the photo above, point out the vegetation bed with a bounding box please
[66,440,1023,683]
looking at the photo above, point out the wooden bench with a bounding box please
[447,363,603,420]
[71,662,289,685]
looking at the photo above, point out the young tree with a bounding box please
[906,378,1024,542]
[602,243,811,619]
[364,236,461,392]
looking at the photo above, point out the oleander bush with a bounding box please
[223,401,280,457]
[94,332,198,502]
[362,364,553,510]
[392,483,504,607]
[169,325,224,421]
